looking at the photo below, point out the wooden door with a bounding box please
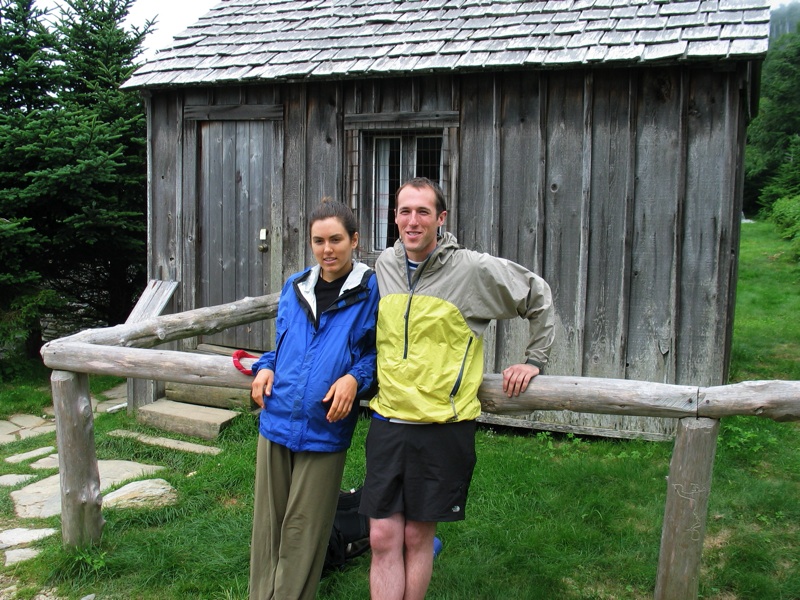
[195,117,284,351]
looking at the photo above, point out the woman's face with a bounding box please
[310,217,358,282]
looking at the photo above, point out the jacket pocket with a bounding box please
[447,337,474,421]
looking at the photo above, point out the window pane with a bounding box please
[415,136,442,183]
[375,137,401,250]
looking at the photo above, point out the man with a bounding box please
[359,177,555,599]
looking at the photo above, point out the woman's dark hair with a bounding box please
[309,197,359,238]
[396,177,447,215]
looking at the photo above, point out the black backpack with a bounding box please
[324,487,370,571]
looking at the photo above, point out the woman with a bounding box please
[248,199,378,600]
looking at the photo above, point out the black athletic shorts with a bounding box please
[359,415,477,522]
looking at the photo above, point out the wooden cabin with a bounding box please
[122,0,770,440]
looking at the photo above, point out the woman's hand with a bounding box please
[322,374,358,423]
[250,369,274,409]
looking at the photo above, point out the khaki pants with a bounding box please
[249,435,346,600]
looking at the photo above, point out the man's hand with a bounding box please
[322,374,358,423]
[250,369,274,409]
[502,363,540,397]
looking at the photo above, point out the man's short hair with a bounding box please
[396,177,447,216]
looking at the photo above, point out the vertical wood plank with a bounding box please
[268,118,285,344]
[51,370,105,548]
[720,67,749,384]
[584,69,635,379]
[221,120,237,315]
[677,70,738,386]
[458,74,500,371]
[655,417,720,600]
[542,70,586,375]
[233,120,250,349]
[179,94,197,341]
[458,74,498,254]
[150,92,180,283]
[306,82,342,216]
[627,69,683,384]
[495,71,543,371]
[577,71,592,373]
[284,83,307,279]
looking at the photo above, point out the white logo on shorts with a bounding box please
[451,505,461,513]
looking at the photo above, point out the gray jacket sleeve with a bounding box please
[463,252,555,368]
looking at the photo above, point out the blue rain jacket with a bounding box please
[251,261,378,452]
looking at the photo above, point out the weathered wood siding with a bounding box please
[453,67,744,438]
[145,63,748,438]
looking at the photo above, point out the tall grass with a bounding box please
[0,219,797,599]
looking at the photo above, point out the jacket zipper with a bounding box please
[447,337,473,422]
[402,254,433,359]
[402,294,413,359]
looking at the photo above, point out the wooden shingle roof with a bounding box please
[122,0,770,89]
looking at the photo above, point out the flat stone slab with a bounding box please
[11,459,164,519]
[5,548,41,566]
[0,421,20,436]
[30,454,59,470]
[0,474,35,487]
[8,415,47,429]
[6,446,55,464]
[18,424,57,439]
[108,429,221,455]
[104,479,177,510]
[137,399,239,440]
[0,528,57,550]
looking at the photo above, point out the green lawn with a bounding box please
[729,220,800,382]
[0,219,797,599]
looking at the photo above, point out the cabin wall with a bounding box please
[452,67,745,392]
[145,63,749,438]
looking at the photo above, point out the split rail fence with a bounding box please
[39,291,800,600]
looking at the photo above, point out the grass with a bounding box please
[0,219,797,599]
[729,220,800,382]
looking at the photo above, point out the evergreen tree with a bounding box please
[0,0,62,371]
[0,0,152,369]
[45,0,153,326]
[745,24,800,214]
[0,0,60,113]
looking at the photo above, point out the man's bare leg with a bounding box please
[369,514,406,600]
[402,520,437,600]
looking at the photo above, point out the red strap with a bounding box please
[232,349,259,376]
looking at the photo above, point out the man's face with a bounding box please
[394,185,446,262]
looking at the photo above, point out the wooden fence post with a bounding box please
[655,417,720,600]
[124,280,178,414]
[50,370,105,547]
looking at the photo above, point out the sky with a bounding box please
[35,0,220,61]
[123,0,219,60]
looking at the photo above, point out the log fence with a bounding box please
[40,290,800,600]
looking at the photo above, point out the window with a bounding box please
[374,135,443,249]
[345,111,458,262]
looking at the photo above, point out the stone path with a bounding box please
[0,383,221,598]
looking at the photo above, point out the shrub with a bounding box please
[769,194,800,261]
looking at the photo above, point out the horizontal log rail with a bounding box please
[41,341,800,422]
[39,290,800,599]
